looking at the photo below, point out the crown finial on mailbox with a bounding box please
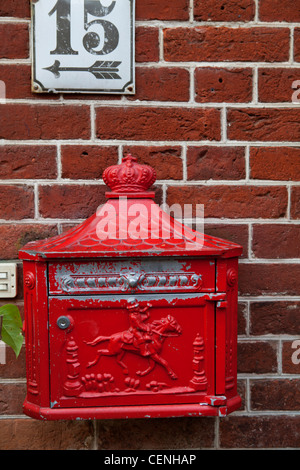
[103,154,156,196]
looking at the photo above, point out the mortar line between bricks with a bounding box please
[189,0,194,23]
[162,183,167,207]
[93,420,98,450]
[0,416,30,420]
[287,186,292,220]
[182,143,187,182]
[248,222,253,260]
[254,0,259,22]
[245,146,250,181]
[240,259,300,263]
[1,218,300,225]
[4,60,300,68]
[0,18,30,24]
[1,17,299,27]
[238,336,300,342]
[56,143,62,180]
[246,378,250,412]
[290,26,295,63]
[89,102,300,109]
[134,62,300,69]
[189,65,195,103]
[118,145,123,164]
[214,418,220,449]
[221,106,227,142]
[278,339,283,374]
[90,104,95,142]
[238,373,300,379]
[239,295,300,301]
[33,183,39,219]
[229,411,300,417]
[1,140,300,148]
[158,26,164,62]
[245,300,250,337]
[134,20,299,28]
[2,98,300,108]
[253,67,258,103]
[0,378,26,384]
[1,179,300,186]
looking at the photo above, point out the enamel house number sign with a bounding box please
[31,0,135,94]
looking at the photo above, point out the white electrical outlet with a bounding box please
[0,263,17,298]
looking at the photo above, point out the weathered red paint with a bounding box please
[19,154,242,420]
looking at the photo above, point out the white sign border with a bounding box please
[31,0,135,94]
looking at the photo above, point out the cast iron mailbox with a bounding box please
[19,155,242,420]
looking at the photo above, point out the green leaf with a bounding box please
[0,304,23,358]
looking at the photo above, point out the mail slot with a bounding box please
[19,154,242,420]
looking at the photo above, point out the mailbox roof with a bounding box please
[19,155,242,261]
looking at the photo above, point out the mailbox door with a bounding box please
[48,294,216,410]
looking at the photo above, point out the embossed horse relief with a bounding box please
[85,298,182,380]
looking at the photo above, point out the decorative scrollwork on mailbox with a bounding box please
[60,272,203,294]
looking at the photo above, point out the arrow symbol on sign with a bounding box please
[44,60,122,80]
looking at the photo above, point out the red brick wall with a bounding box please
[0,0,300,450]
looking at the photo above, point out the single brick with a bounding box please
[251,379,300,411]
[0,146,57,179]
[96,415,215,449]
[123,145,183,180]
[0,336,26,378]
[204,223,248,258]
[291,187,300,218]
[38,185,107,219]
[250,147,300,181]
[187,146,246,180]
[295,28,300,62]
[0,64,59,100]
[0,185,34,220]
[258,68,300,103]
[195,67,252,103]
[166,185,287,218]
[237,341,278,373]
[0,419,93,450]
[0,104,90,140]
[259,0,300,22]
[61,146,118,180]
[0,383,27,415]
[239,263,300,296]
[0,1,30,17]
[135,27,159,62]
[136,0,189,20]
[0,223,58,259]
[164,27,290,62]
[227,108,300,142]
[250,301,300,335]
[194,0,255,22]
[238,302,248,334]
[220,416,300,448]
[129,67,190,102]
[95,107,221,141]
[282,340,300,374]
[0,23,29,59]
[252,224,300,258]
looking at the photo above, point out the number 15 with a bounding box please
[49,0,119,56]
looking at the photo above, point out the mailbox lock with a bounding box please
[57,316,71,330]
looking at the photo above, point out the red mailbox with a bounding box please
[19,154,242,420]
